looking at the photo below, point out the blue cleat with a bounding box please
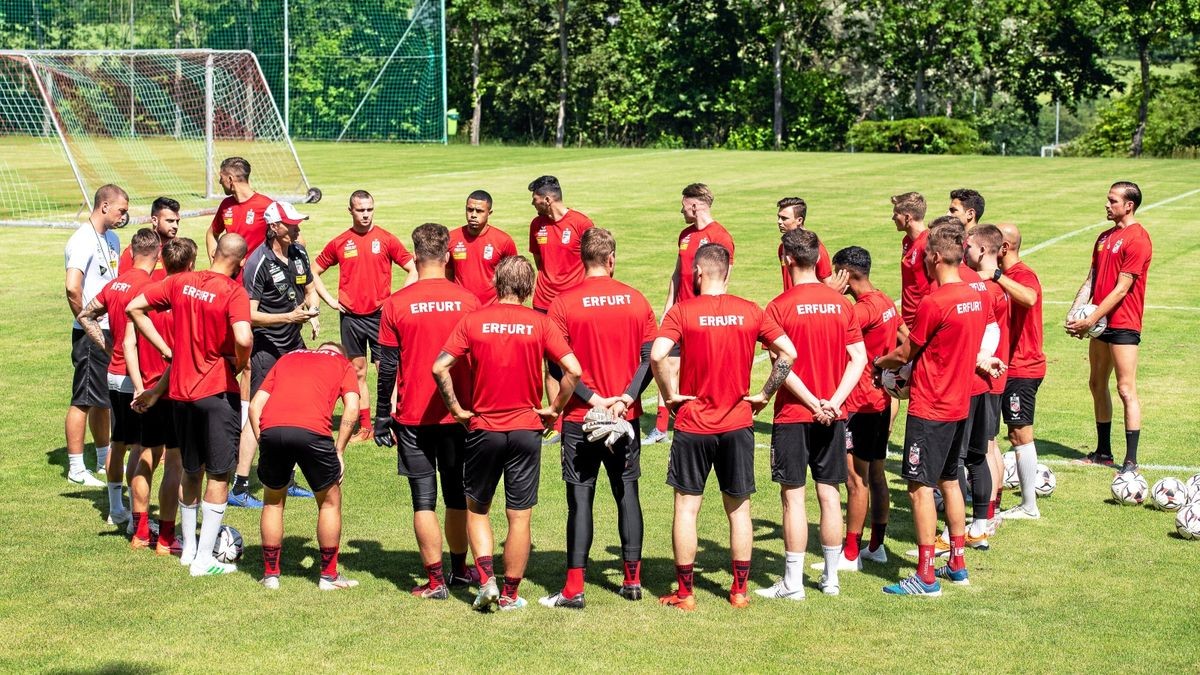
[227,491,264,508]
[934,565,971,585]
[882,574,942,597]
[286,483,314,498]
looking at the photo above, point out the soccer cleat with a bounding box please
[618,584,644,601]
[68,469,106,488]
[754,580,805,601]
[227,491,264,509]
[811,553,862,572]
[999,504,1041,521]
[473,578,500,612]
[1072,452,1114,467]
[447,566,480,588]
[882,574,943,597]
[819,574,840,596]
[286,483,314,498]
[538,592,586,609]
[130,536,152,551]
[260,575,280,590]
[155,538,183,557]
[411,582,449,600]
[107,509,131,526]
[934,565,971,585]
[659,592,697,612]
[498,595,528,611]
[642,428,669,444]
[541,429,561,445]
[189,559,237,577]
[1119,461,1139,475]
[319,574,359,591]
[729,592,750,608]
[965,532,990,550]
[351,426,374,443]
[860,546,888,564]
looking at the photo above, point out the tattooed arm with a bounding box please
[432,351,474,426]
[744,335,797,414]
[77,298,112,355]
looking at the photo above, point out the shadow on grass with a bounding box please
[341,538,440,597]
[50,662,164,674]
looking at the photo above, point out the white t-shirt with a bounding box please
[65,222,120,329]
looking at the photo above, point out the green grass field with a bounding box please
[2,145,1198,672]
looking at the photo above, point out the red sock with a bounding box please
[501,576,521,599]
[133,512,150,540]
[844,531,862,561]
[159,520,176,546]
[656,406,669,433]
[622,559,642,586]
[675,564,694,598]
[476,555,494,584]
[917,544,935,584]
[319,546,339,578]
[731,559,751,595]
[988,498,998,518]
[425,561,445,588]
[358,408,371,428]
[563,567,585,597]
[949,535,966,571]
[868,522,887,550]
[262,545,282,576]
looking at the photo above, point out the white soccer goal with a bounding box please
[0,49,317,228]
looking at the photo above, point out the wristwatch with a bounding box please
[992,269,1003,282]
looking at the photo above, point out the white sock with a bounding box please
[106,482,125,514]
[240,400,249,429]
[1014,442,1039,509]
[68,453,85,474]
[194,501,227,566]
[783,551,804,591]
[822,545,840,586]
[95,445,110,473]
[180,504,199,562]
[968,519,989,537]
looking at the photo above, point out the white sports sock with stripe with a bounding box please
[783,551,804,591]
[180,503,199,564]
[1014,442,1039,509]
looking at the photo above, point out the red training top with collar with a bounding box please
[1004,261,1046,379]
[378,278,480,426]
[210,192,274,264]
[547,276,658,423]
[900,229,932,328]
[675,221,735,303]
[658,293,784,434]
[765,283,863,423]
[1091,223,1152,332]
[846,289,900,414]
[442,303,573,432]
[259,349,358,436]
[906,282,986,422]
[449,225,519,304]
[95,268,152,376]
[315,226,414,315]
[119,245,167,282]
[141,270,251,402]
[779,239,833,290]
[529,209,593,310]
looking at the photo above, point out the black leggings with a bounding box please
[566,480,643,569]
[958,452,992,521]
[409,471,467,512]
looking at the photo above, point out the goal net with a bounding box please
[0,49,313,228]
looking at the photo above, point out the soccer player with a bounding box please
[647,183,736,445]
[994,223,1047,520]
[205,157,274,266]
[250,342,360,590]
[831,245,900,566]
[775,197,837,289]
[77,228,159,530]
[892,191,930,330]
[126,234,253,577]
[948,188,986,230]
[228,201,320,509]
[874,223,998,596]
[756,230,866,600]
[313,190,417,442]
[1067,181,1152,473]
[373,223,480,599]
[448,190,518,304]
[64,184,129,487]
[652,243,797,611]
[540,227,657,608]
[118,197,180,281]
[432,256,582,612]
[527,175,593,441]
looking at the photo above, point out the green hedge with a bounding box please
[846,117,986,154]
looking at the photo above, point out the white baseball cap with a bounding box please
[264,201,308,225]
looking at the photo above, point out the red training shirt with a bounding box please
[845,289,900,414]
[449,224,519,304]
[1004,261,1046,379]
[982,279,1010,395]
[378,278,480,426]
[119,245,167,282]
[906,282,986,422]
[210,192,274,271]
[900,229,932,328]
[547,276,658,423]
[675,221,735,304]
[779,239,833,290]
[1091,223,1153,332]
[141,270,251,402]
[529,209,594,310]
[259,349,358,436]
[95,268,152,376]
[658,294,785,434]
[442,303,573,431]
[136,299,174,392]
[315,226,414,315]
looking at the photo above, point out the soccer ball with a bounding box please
[1033,464,1056,497]
[1151,477,1188,511]
[1111,472,1148,505]
[213,525,244,563]
[1002,451,1019,489]
[1067,303,1107,338]
[1175,503,1200,540]
[881,362,913,400]
[1184,473,1200,504]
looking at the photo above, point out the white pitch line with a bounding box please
[1023,187,1200,257]
[1043,299,1200,312]
[414,149,683,180]
[640,351,771,406]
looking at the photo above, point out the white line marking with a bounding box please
[1043,299,1200,312]
[414,149,683,180]
[1023,188,1200,256]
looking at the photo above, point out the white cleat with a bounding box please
[260,575,280,590]
[754,580,805,601]
[68,469,106,488]
[860,546,888,564]
[106,509,131,526]
[819,574,840,596]
[999,504,1041,521]
[810,553,862,572]
[319,574,359,591]
[189,558,236,577]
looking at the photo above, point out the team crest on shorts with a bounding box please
[845,429,854,450]
[371,239,381,254]
[908,443,921,467]
[1009,393,1021,414]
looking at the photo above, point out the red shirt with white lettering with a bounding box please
[119,245,167,281]
[315,226,414,315]
[779,239,833,290]
[846,289,901,414]
[675,222,736,303]
[1091,223,1152,331]
[765,283,863,423]
[658,294,785,434]
[442,303,573,431]
[259,349,358,436]
[378,279,480,426]
[449,225,519,304]
[95,268,152,376]
[906,282,986,421]
[529,209,594,310]
[1005,261,1046,379]
[900,229,932,328]
[210,192,274,273]
[141,270,251,402]
[547,276,658,423]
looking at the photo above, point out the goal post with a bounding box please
[0,49,316,228]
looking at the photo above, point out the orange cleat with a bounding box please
[729,592,750,608]
[130,536,152,551]
[351,426,373,443]
[659,592,697,612]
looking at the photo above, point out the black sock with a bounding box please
[232,474,249,495]
[450,551,468,576]
[1096,422,1112,457]
[1124,430,1140,465]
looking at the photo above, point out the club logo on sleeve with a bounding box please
[245,209,255,225]
[483,243,494,260]
[1008,393,1021,415]
[561,228,572,245]
[908,443,921,467]
[536,226,549,245]
[452,241,468,260]
[371,239,381,254]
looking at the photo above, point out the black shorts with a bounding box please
[396,422,466,478]
[250,344,287,395]
[667,428,755,497]
[463,428,542,509]
[1002,377,1042,427]
[847,409,890,462]
[1097,327,1141,345]
[963,393,1000,456]
[770,421,848,486]
[340,310,381,360]
[561,420,641,487]
[70,328,111,408]
[668,343,681,359]
[140,398,179,449]
[900,415,966,488]
[108,389,142,445]
[258,425,341,493]
[173,392,240,475]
